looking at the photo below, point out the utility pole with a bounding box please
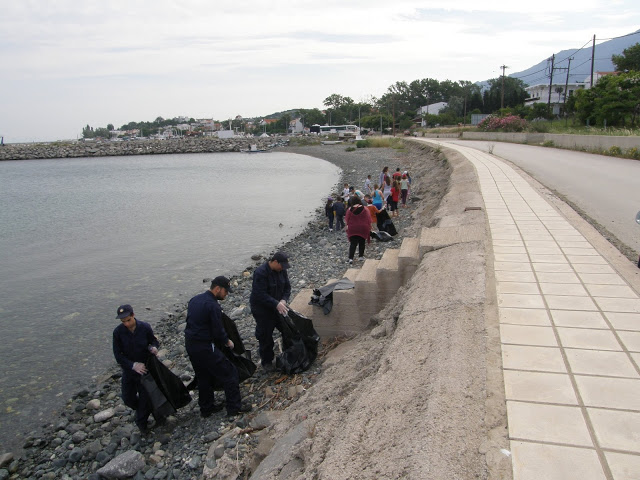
[547,54,555,114]
[500,65,508,109]
[590,34,596,88]
[563,57,574,123]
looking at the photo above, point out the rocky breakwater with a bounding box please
[0,137,275,161]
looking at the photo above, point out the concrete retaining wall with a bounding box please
[458,131,640,151]
[0,137,274,161]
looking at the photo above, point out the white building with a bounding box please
[417,102,448,126]
[524,82,586,115]
[289,118,304,134]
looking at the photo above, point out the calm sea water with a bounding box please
[0,151,339,451]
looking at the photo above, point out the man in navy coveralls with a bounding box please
[112,304,160,432]
[184,276,251,417]
[249,252,292,370]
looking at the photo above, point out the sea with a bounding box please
[0,151,340,452]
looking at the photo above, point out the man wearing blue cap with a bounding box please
[185,276,251,418]
[250,252,291,370]
[112,304,160,432]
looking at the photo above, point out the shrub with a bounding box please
[345,146,356,152]
[608,146,622,156]
[478,115,527,132]
[543,140,555,147]
[625,147,640,159]
[356,140,369,148]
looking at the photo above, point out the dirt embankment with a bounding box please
[245,143,511,480]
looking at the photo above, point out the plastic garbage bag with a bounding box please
[141,372,176,419]
[309,278,356,314]
[371,230,394,242]
[276,309,320,374]
[377,209,397,236]
[146,354,191,410]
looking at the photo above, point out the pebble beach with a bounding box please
[0,140,451,480]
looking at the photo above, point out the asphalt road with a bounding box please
[442,140,640,256]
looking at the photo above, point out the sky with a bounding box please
[0,1,639,143]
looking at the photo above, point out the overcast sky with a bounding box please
[1,1,638,143]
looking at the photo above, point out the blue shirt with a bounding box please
[112,319,159,372]
[184,290,229,345]
[249,261,291,315]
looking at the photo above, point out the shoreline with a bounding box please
[3,142,451,479]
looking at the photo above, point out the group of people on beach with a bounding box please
[112,252,293,433]
[325,165,412,263]
[112,165,414,433]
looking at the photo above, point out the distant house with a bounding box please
[524,82,586,116]
[416,102,448,126]
[289,118,304,134]
[583,71,619,89]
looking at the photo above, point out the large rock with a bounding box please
[96,450,145,479]
[94,408,115,422]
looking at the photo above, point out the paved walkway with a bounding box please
[428,141,640,480]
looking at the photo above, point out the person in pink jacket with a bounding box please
[345,196,372,264]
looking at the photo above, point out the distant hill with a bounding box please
[511,30,640,86]
[477,30,640,89]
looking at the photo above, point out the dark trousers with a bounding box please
[349,235,366,259]
[401,189,408,205]
[335,215,345,231]
[328,215,334,229]
[185,339,241,414]
[254,312,284,366]
[121,372,152,428]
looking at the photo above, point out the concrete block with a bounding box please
[377,249,401,306]
[419,224,485,257]
[398,237,420,284]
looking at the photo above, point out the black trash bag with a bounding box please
[371,230,394,242]
[309,278,356,315]
[146,354,191,410]
[187,312,257,392]
[377,209,397,236]
[276,309,320,374]
[141,373,176,419]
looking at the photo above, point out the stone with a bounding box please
[187,455,201,469]
[97,450,145,479]
[87,399,101,410]
[0,469,8,480]
[68,447,85,462]
[94,408,115,422]
[0,454,12,469]
[72,431,88,443]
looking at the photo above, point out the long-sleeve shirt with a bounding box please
[346,205,372,241]
[250,261,291,315]
[112,319,159,373]
[184,290,229,345]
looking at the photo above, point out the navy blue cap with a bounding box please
[271,252,290,269]
[116,304,133,319]
[211,276,233,292]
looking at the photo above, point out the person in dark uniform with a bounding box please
[250,252,292,370]
[184,276,251,418]
[112,304,160,432]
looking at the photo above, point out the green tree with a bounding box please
[107,123,114,131]
[612,43,640,72]
[298,108,327,126]
[573,71,640,127]
[482,77,528,113]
